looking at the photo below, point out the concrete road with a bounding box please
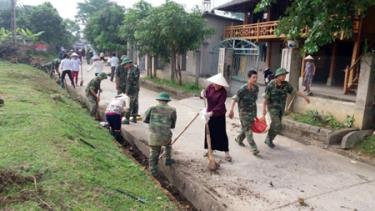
[75,62,375,211]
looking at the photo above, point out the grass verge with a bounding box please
[144,76,201,95]
[355,135,375,156]
[288,110,353,129]
[0,61,177,210]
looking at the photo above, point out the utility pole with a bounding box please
[11,0,17,45]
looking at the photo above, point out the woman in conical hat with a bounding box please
[303,55,316,94]
[201,73,232,162]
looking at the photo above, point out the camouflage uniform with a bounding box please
[264,79,295,146]
[85,77,102,116]
[125,66,140,122]
[233,84,259,153]
[144,102,177,176]
[115,65,128,94]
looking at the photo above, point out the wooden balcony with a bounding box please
[224,19,361,41]
[224,21,284,41]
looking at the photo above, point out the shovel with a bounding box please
[203,98,219,171]
[159,112,200,159]
[95,92,101,120]
[80,63,84,86]
[205,122,220,171]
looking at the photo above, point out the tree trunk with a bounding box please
[171,52,176,81]
[146,54,152,78]
[152,56,157,78]
[177,54,182,85]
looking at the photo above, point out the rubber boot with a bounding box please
[131,115,137,123]
[265,137,275,148]
[247,139,260,155]
[164,145,175,166]
[235,137,245,147]
[149,146,161,176]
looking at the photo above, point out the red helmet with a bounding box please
[251,118,268,133]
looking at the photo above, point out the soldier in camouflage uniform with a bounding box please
[229,70,260,155]
[144,92,177,176]
[122,57,140,124]
[115,56,128,95]
[262,67,310,148]
[85,72,108,119]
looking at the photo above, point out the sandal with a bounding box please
[225,155,232,162]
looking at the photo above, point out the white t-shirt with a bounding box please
[105,98,126,114]
[88,61,104,74]
[60,58,72,71]
[110,56,119,67]
[71,59,81,72]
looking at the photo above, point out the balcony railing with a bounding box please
[224,21,284,41]
[224,19,361,41]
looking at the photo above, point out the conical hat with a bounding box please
[304,55,314,60]
[207,73,229,87]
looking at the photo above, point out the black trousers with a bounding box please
[61,70,75,88]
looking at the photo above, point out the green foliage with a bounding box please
[256,0,375,54]
[355,135,375,156]
[0,27,43,44]
[64,19,81,40]
[144,76,201,94]
[0,28,11,43]
[133,1,213,82]
[0,61,177,210]
[76,0,111,24]
[290,110,351,129]
[26,3,72,49]
[16,28,44,43]
[0,3,73,50]
[84,3,126,52]
[344,115,355,128]
[119,0,152,44]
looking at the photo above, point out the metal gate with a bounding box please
[210,38,260,82]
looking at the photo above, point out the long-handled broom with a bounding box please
[80,63,84,86]
[203,99,219,171]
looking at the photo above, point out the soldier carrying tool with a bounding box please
[85,72,108,120]
[144,92,177,177]
[261,67,310,148]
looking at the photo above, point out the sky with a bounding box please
[18,0,230,20]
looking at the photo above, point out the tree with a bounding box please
[134,2,213,84]
[120,0,152,44]
[84,4,126,52]
[76,0,110,24]
[25,3,72,50]
[256,0,375,53]
[64,19,81,39]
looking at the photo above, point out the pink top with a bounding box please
[205,84,227,117]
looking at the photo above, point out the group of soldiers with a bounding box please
[85,58,310,176]
[229,68,310,156]
[85,55,140,122]
[84,55,176,176]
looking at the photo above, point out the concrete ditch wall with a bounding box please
[66,85,228,211]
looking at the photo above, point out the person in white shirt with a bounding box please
[109,53,119,82]
[105,93,129,145]
[99,52,105,61]
[59,54,75,88]
[71,52,81,86]
[87,55,104,76]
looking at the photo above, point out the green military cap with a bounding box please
[156,92,171,101]
[120,55,127,60]
[274,67,289,77]
[121,57,133,65]
[98,72,108,80]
